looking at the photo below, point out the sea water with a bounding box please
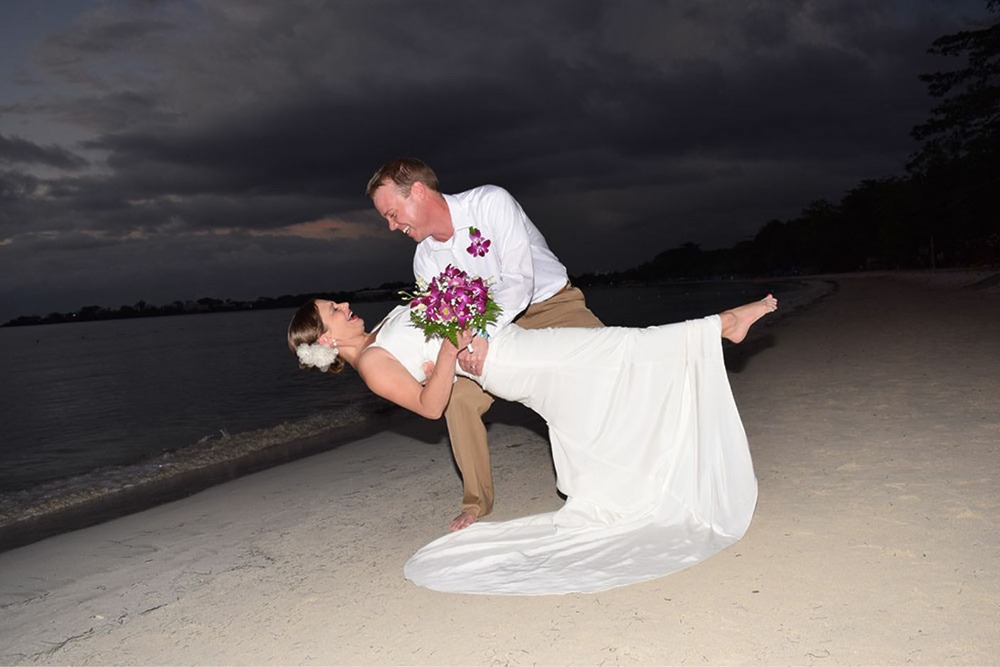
[0,280,811,530]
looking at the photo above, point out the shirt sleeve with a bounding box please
[474,187,534,337]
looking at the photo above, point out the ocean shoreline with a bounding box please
[0,276,832,553]
[0,413,411,553]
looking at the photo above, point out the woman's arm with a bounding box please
[356,332,470,419]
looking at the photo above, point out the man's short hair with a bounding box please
[365,157,440,199]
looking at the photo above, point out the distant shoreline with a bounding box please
[9,266,987,328]
[0,285,407,328]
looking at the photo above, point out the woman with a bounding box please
[288,294,777,595]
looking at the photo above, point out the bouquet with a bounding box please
[403,264,502,347]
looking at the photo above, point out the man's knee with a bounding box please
[447,377,494,417]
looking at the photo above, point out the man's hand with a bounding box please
[457,333,490,376]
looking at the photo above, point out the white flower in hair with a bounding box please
[296,342,339,371]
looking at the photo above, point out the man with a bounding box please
[366,157,603,531]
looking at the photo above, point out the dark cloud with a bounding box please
[0,133,88,169]
[0,0,992,321]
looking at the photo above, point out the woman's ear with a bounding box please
[318,333,336,347]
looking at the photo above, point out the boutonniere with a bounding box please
[466,227,491,257]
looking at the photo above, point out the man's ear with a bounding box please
[410,180,425,200]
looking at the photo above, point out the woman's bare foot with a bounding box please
[449,510,478,532]
[720,294,778,343]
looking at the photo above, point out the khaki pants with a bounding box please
[445,284,604,518]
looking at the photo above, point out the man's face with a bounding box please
[372,182,429,243]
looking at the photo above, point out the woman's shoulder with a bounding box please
[356,343,395,372]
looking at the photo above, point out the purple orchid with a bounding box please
[466,227,491,257]
[404,264,503,346]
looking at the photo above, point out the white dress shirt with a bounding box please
[413,185,569,337]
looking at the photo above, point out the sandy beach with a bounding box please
[1,270,998,666]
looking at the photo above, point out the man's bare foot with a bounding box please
[449,510,478,532]
[720,294,778,343]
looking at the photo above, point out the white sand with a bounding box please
[1,270,998,666]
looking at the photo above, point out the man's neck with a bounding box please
[428,191,455,242]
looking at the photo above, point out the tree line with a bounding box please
[578,2,998,285]
[0,286,406,327]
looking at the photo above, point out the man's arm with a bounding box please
[457,187,537,375]
[413,186,540,375]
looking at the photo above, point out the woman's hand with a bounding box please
[440,329,472,357]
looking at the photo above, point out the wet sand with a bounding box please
[1,270,997,665]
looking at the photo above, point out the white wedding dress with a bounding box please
[371,305,757,595]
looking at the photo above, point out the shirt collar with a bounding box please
[423,194,473,249]
[444,193,475,232]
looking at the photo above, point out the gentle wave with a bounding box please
[0,400,386,528]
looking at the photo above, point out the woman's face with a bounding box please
[315,300,364,343]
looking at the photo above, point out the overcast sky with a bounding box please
[0,0,992,322]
